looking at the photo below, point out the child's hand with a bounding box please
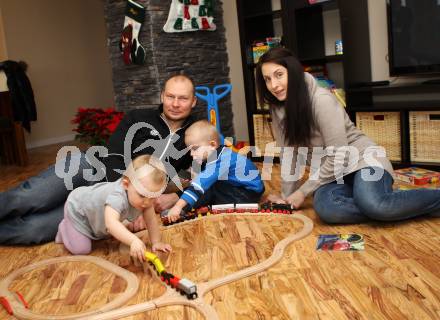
[130,237,146,262]
[152,242,172,253]
[167,206,182,223]
[181,178,191,188]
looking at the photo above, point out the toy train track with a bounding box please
[161,202,295,226]
[144,251,198,300]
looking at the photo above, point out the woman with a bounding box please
[255,47,440,223]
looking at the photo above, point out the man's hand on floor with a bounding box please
[154,193,179,212]
[126,215,147,232]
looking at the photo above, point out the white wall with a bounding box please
[0,8,6,62]
[0,0,114,149]
[368,0,391,82]
[222,0,248,141]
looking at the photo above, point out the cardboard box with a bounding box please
[394,167,440,185]
[252,45,269,64]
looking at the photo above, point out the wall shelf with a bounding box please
[237,0,440,166]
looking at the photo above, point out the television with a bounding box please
[387,0,440,76]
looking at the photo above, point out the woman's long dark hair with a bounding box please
[255,47,316,147]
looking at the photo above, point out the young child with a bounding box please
[166,120,264,222]
[56,155,172,262]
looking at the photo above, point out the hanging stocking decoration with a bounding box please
[163,0,216,33]
[119,0,146,65]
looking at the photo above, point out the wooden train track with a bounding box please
[0,212,313,319]
[0,256,139,319]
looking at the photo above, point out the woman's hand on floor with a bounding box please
[266,194,286,204]
[285,190,305,209]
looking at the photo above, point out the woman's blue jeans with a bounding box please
[313,167,440,224]
[0,152,95,245]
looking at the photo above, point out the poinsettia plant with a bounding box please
[71,107,124,145]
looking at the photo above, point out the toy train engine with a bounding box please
[144,251,198,300]
[260,202,272,213]
[259,202,294,214]
[161,207,201,226]
[271,203,294,214]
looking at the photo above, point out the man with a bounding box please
[0,74,197,245]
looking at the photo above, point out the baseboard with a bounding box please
[26,134,76,149]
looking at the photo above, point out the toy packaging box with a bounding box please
[394,167,440,185]
[252,37,281,64]
[252,45,269,64]
[316,234,364,251]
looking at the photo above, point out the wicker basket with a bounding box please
[356,112,401,161]
[409,111,440,163]
[252,114,279,156]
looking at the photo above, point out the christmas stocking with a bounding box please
[163,0,216,33]
[119,0,146,65]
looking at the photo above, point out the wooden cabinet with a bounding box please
[237,0,352,156]
[236,0,440,167]
[347,84,440,169]
[236,0,284,157]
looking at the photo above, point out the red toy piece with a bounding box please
[0,296,13,315]
[15,292,28,309]
[170,276,180,288]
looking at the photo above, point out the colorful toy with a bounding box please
[0,291,28,315]
[145,251,198,299]
[195,84,242,151]
[161,202,296,226]
[394,167,440,185]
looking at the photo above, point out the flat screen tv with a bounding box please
[387,0,440,76]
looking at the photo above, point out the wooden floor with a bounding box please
[0,143,439,319]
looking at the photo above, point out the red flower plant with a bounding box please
[72,107,124,145]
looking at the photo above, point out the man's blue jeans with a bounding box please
[313,167,440,224]
[0,153,95,245]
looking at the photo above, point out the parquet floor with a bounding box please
[0,143,439,319]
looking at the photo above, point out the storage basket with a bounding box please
[355,112,401,161]
[252,114,279,157]
[409,111,440,163]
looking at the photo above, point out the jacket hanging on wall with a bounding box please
[0,60,37,132]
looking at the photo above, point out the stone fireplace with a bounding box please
[103,0,233,136]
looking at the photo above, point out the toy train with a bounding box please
[144,251,198,300]
[161,202,295,226]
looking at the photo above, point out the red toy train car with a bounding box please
[161,202,295,226]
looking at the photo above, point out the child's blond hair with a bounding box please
[186,120,220,145]
[123,155,167,197]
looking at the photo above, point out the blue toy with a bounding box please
[195,84,232,145]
